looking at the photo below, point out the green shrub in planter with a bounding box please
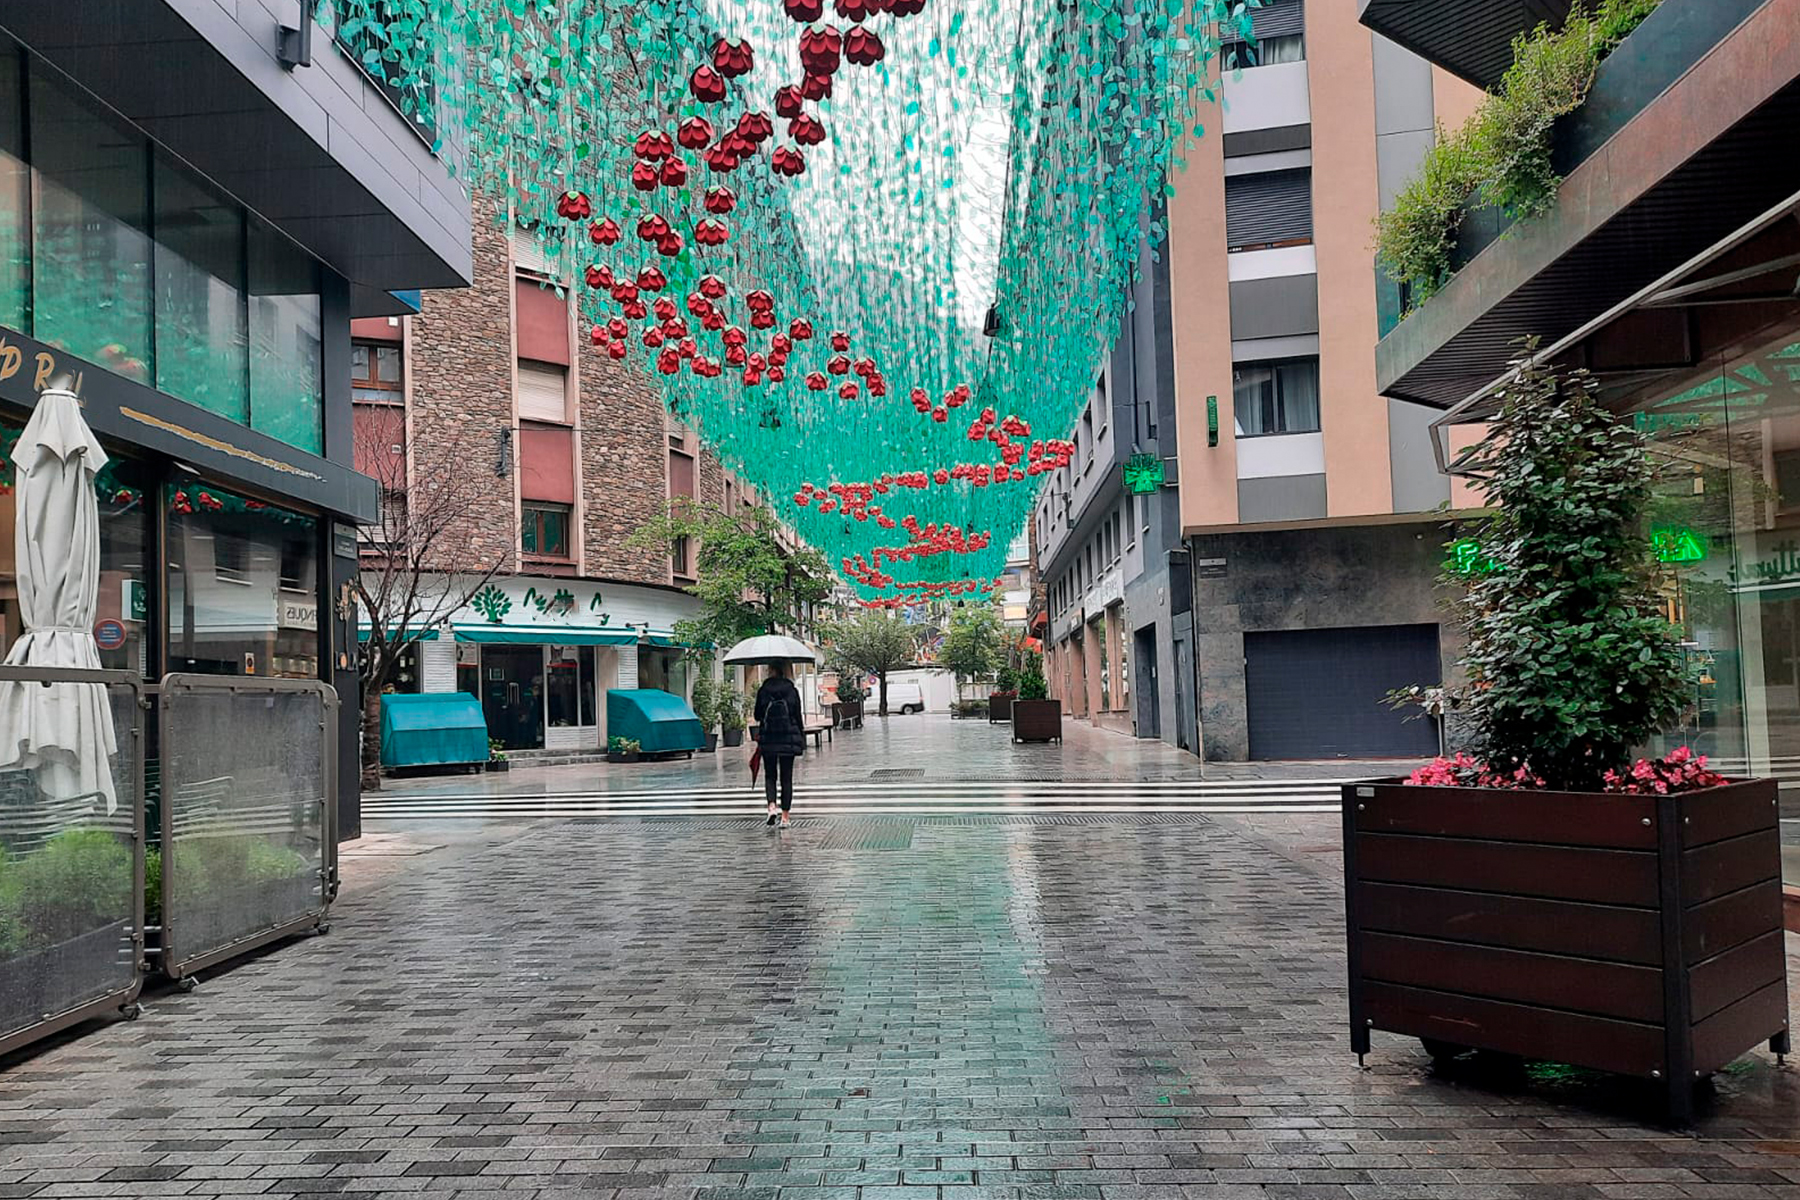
[1438,346,1692,789]
[0,829,131,951]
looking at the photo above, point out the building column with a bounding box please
[1084,620,1105,721]
[1105,604,1126,718]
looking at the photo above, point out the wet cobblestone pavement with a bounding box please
[4,812,1800,1199]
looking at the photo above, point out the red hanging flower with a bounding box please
[827,354,850,375]
[678,116,715,149]
[798,26,842,74]
[656,231,684,257]
[658,348,681,375]
[554,191,592,219]
[694,217,730,246]
[637,214,670,241]
[806,371,827,391]
[775,85,806,118]
[690,64,728,102]
[631,160,659,191]
[790,319,814,340]
[659,157,688,187]
[634,130,674,160]
[713,38,755,78]
[699,274,729,299]
[643,327,665,348]
[735,111,775,143]
[750,310,775,330]
[622,299,649,320]
[722,325,749,348]
[636,266,667,291]
[607,317,629,339]
[800,72,834,101]
[844,27,884,65]
[839,382,859,399]
[589,218,621,245]
[703,143,741,173]
[789,113,827,146]
[771,146,806,177]
[786,0,825,17]
[836,0,872,21]
[705,186,736,214]
[830,330,850,351]
[931,407,948,423]
[653,296,678,322]
[584,264,611,289]
[746,289,775,311]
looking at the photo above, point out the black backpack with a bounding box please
[763,690,794,738]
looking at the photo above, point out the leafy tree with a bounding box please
[823,612,917,716]
[630,500,834,648]
[940,604,1005,698]
[1444,345,1693,790]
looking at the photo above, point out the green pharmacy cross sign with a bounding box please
[1653,526,1708,564]
[1122,454,1166,495]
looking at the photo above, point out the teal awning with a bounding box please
[452,624,637,646]
[357,626,440,643]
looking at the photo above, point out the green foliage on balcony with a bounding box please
[1374,0,1662,315]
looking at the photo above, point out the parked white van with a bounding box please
[883,682,925,714]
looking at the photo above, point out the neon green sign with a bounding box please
[1653,526,1707,564]
[1447,539,1499,576]
[1122,453,1166,494]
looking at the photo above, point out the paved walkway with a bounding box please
[365,716,1415,822]
[5,806,1800,1198]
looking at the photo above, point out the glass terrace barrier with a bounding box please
[157,675,336,981]
[0,668,145,1057]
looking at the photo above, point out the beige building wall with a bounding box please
[1168,105,1239,532]
[1309,3,1391,517]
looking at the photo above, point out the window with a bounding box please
[1082,408,1095,466]
[352,341,404,402]
[249,216,323,453]
[1234,358,1321,436]
[522,502,571,558]
[1223,0,1305,67]
[517,360,568,424]
[1224,169,1313,252]
[671,536,692,578]
[167,477,320,679]
[547,645,597,728]
[669,446,696,577]
[154,154,248,422]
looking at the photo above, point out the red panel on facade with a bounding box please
[353,404,405,480]
[515,280,570,365]
[350,317,402,343]
[520,422,576,504]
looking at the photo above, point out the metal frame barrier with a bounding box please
[0,667,146,1059]
[157,674,337,982]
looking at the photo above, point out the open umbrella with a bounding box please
[0,389,118,811]
[721,633,816,666]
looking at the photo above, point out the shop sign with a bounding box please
[122,579,147,622]
[1652,526,1707,564]
[280,598,319,630]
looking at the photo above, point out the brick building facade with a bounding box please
[354,197,753,754]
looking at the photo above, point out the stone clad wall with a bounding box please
[577,351,669,584]
[407,199,518,573]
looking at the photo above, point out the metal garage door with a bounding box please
[1244,623,1442,760]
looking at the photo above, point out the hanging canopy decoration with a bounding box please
[327,0,1252,600]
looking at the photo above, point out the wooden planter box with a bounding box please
[1011,699,1062,743]
[989,694,1014,724]
[1344,778,1789,1124]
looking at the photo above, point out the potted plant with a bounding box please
[1010,656,1061,743]
[1344,349,1786,1125]
[834,678,865,729]
[691,674,720,753]
[717,690,746,748]
[487,737,510,772]
[990,663,1019,725]
[0,829,136,1032]
[606,736,642,764]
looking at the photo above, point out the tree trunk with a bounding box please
[361,684,383,792]
[877,671,888,716]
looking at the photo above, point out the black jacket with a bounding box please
[753,676,806,757]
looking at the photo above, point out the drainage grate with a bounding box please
[869,768,925,779]
[609,813,1211,831]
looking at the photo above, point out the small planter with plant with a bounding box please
[487,738,510,772]
[834,678,865,728]
[989,664,1020,725]
[1009,656,1061,743]
[606,736,642,764]
[0,828,138,1039]
[691,674,721,753]
[1344,348,1787,1125]
[718,689,747,748]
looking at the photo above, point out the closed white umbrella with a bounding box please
[0,388,118,811]
[721,634,816,666]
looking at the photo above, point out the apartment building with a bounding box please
[1034,0,1479,759]
[1153,0,1485,761]
[353,206,761,754]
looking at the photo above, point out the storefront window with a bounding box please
[29,60,153,384]
[638,646,689,700]
[249,217,323,454]
[0,416,154,677]
[166,477,319,679]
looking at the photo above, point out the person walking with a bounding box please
[753,662,805,828]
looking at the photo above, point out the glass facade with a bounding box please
[166,477,320,680]
[0,40,324,454]
[1628,335,1800,883]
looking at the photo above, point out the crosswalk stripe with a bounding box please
[363,780,1348,819]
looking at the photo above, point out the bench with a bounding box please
[750,719,835,749]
